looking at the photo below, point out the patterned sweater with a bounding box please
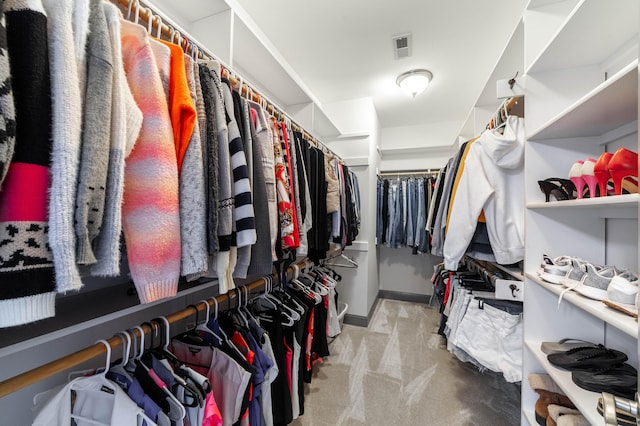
[120,20,180,303]
[0,0,55,327]
[0,4,15,190]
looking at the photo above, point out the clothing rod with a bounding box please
[0,248,340,398]
[115,0,341,161]
[378,170,439,177]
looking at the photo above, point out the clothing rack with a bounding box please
[378,169,440,177]
[114,0,340,161]
[0,248,341,398]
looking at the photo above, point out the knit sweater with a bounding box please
[179,54,207,279]
[41,0,86,293]
[199,62,234,293]
[158,39,196,173]
[246,101,273,277]
[222,79,256,249]
[120,20,180,303]
[0,0,55,327]
[90,3,142,277]
[74,0,113,265]
[0,6,15,190]
[193,60,218,257]
[233,95,253,278]
[249,102,277,262]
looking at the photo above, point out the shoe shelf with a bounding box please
[526,0,638,74]
[524,340,602,426]
[527,193,639,218]
[525,272,637,338]
[528,60,638,141]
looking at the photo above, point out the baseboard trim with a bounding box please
[343,294,380,327]
[378,290,430,304]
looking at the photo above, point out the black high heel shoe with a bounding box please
[537,178,577,202]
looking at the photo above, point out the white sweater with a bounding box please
[444,116,525,270]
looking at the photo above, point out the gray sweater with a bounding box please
[179,55,207,279]
[75,0,113,265]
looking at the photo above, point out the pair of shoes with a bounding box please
[594,148,639,196]
[540,338,599,355]
[572,363,638,400]
[529,374,576,425]
[569,158,599,199]
[547,345,628,370]
[546,405,589,426]
[538,178,577,202]
[571,149,639,198]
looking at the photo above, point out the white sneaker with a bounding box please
[538,255,573,284]
[606,274,638,305]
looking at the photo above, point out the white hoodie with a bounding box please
[444,116,525,270]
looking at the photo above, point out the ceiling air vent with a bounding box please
[392,33,412,59]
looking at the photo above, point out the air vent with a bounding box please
[392,33,412,59]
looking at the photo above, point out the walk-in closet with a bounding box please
[0,0,638,425]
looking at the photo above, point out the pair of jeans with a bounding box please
[406,178,419,246]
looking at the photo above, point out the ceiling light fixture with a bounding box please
[396,69,433,97]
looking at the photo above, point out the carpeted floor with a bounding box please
[292,299,521,426]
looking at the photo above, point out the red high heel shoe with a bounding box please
[594,152,613,197]
[608,147,638,195]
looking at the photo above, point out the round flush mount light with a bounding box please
[396,69,433,97]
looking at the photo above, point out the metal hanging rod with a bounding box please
[378,169,440,177]
[0,248,341,398]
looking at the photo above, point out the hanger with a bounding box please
[323,253,358,268]
[68,340,159,426]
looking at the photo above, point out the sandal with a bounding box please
[546,405,588,426]
[572,363,637,399]
[529,374,576,425]
[547,345,628,370]
[546,404,589,426]
[538,178,577,202]
[597,395,638,426]
[540,338,599,355]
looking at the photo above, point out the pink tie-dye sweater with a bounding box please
[120,20,180,303]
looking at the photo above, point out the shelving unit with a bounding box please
[525,341,602,425]
[522,0,639,423]
[525,273,637,338]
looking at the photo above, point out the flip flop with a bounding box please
[572,364,637,399]
[540,338,599,355]
[547,345,628,370]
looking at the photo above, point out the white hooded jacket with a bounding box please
[444,116,525,270]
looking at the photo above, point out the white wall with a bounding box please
[378,247,438,296]
[379,122,458,171]
[324,97,380,321]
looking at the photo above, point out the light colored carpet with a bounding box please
[292,299,521,426]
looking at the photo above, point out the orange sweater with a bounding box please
[157,39,196,173]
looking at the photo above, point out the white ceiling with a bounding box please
[148,0,527,133]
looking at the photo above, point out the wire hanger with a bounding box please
[323,253,358,268]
